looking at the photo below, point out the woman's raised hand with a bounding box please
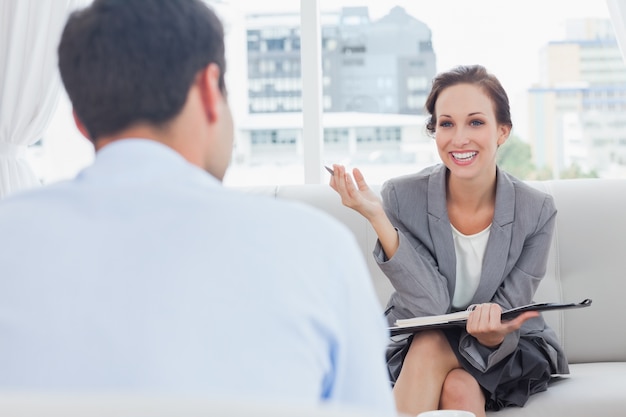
[328,164,384,221]
[327,164,399,258]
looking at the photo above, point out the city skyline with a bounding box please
[228,0,612,140]
[32,0,621,186]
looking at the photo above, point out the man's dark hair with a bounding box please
[58,0,226,141]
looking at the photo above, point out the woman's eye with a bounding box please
[439,121,452,128]
[470,120,485,127]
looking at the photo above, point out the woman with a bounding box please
[328,65,567,417]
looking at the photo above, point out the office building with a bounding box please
[237,6,437,170]
[529,18,626,177]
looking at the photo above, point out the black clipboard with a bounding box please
[388,299,592,336]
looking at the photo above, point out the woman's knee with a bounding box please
[440,369,484,408]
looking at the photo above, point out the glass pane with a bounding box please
[29,92,94,185]
[318,0,618,183]
[222,1,304,186]
[29,1,306,187]
[31,0,625,185]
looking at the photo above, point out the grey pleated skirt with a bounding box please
[386,328,552,411]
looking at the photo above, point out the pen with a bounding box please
[384,305,395,316]
[324,165,334,175]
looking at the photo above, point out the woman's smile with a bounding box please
[450,151,478,165]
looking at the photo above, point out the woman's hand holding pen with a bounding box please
[466,303,541,348]
[327,164,400,258]
[327,164,385,222]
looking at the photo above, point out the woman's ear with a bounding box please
[497,124,511,147]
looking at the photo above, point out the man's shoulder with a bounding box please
[0,181,74,216]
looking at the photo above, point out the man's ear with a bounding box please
[72,110,92,140]
[197,63,222,123]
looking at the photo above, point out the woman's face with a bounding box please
[433,83,510,182]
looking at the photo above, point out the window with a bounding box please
[32,0,624,186]
[265,38,285,51]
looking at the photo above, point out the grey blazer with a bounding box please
[375,164,568,374]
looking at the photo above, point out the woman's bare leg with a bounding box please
[392,330,460,416]
[440,368,486,417]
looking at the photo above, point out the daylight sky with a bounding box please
[227,0,613,138]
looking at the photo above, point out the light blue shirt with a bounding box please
[0,139,395,414]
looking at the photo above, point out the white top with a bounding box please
[451,223,491,309]
[0,139,395,415]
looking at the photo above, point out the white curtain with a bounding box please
[607,0,626,61]
[0,0,84,199]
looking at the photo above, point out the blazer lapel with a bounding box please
[427,165,457,298]
[471,167,515,303]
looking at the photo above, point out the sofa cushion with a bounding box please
[485,362,626,417]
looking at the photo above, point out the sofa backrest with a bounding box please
[239,178,626,364]
[526,179,626,364]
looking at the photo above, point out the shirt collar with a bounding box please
[78,138,221,187]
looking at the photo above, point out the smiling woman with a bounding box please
[327,64,564,417]
[18,0,626,189]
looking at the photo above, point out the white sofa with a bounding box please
[247,178,626,417]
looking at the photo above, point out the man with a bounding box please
[0,0,394,413]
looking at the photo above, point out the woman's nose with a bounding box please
[451,127,470,147]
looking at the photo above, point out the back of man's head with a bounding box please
[58,0,226,142]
